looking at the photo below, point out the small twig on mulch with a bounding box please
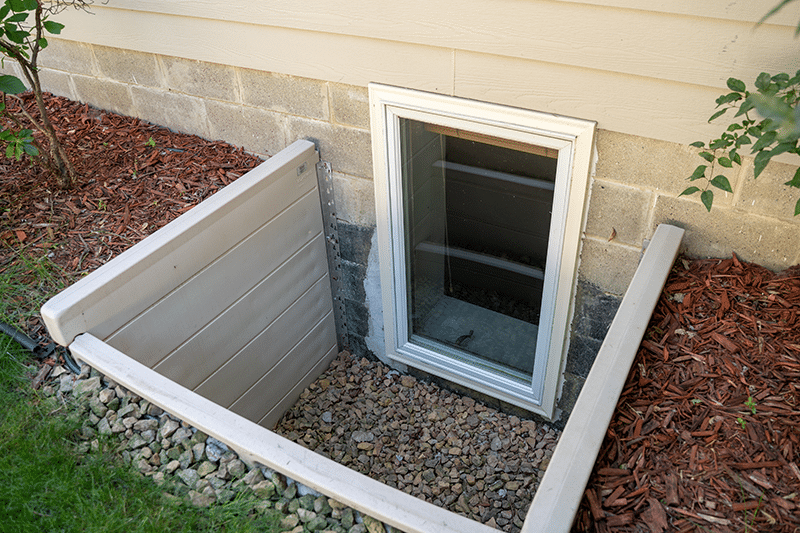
[574,254,800,533]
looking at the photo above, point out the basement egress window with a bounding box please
[369,85,596,418]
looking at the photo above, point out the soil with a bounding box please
[1,92,798,532]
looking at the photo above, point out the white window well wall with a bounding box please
[369,84,596,419]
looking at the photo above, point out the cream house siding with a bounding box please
[53,0,799,146]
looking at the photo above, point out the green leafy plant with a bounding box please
[0,0,95,189]
[736,416,747,430]
[683,72,800,215]
[145,136,156,147]
[684,1,800,215]
[745,395,757,415]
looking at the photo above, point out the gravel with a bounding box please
[39,350,562,533]
[40,363,401,533]
[274,352,562,533]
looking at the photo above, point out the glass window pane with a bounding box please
[400,118,557,380]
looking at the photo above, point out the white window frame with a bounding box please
[369,84,595,418]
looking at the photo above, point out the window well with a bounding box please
[369,85,596,418]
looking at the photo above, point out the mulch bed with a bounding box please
[0,92,261,337]
[2,93,799,532]
[574,255,800,532]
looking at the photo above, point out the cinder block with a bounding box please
[160,56,238,103]
[38,38,97,75]
[72,76,135,117]
[556,372,584,422]
[286,117,372,179]
[239,69,328,121]
[205,100,286,157]
[584,180,652,246]
[571,281,621,341]
[340,260,367,303]
[329,83,369,129]
[332,172,376,226]
[338,223,375,268]
[93,45,162,88]
[38,69,76,100]
[130,86,208,139]
[577,238,642,296]
[652,194,800,271]
[734,155,800,221]
[565,334,602,377]
[594,129,712,197]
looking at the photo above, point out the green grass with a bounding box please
[0,247,69,327]
[0,250,285,532]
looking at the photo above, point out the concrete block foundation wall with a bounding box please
[32,39,800,421]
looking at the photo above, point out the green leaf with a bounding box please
[0,74,25,94]
[0,5,9,20]
[753,151,772,178]
[770,141,796,159]
[755,72,772,92]
[14,0,36,11]
[735,135,752,147]
[43,20,64,35]
[680,186,701,197]
[5,142,16,160]
[795,197,800,216]
[772,73,790,86]
[715,92,742,106]
[727,78,746,92]
[689,165,707,181]
[700,189,714,212]
[752,130,777,152]
[710,175,733,192]
[8,0,35,12]
[709,138,730,150]
[746,126,762,136]
[708,108,727,122]
[689,141,705,148]
[37,37,46,49]
[4,25,28,44]
[699,151,715,163]
[717,157,733,168]
[22,142,37,156]
[726,123,743,132]
[6,12,26,22]
[735,99,755,117]
[785,167,800,188]
[732,151,742,165]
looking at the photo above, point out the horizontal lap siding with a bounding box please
[52,1,799,146]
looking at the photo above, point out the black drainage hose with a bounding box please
[0,322,82,375]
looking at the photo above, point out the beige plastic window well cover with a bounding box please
[368,83,597,418]
[41,140,338,429]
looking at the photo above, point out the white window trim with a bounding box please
[369,84,596,419]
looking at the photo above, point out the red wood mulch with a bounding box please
[0,92,262,337]
[2,93,799,532]
[574,255,800,533]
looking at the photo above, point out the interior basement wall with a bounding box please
[25,40,800,422]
